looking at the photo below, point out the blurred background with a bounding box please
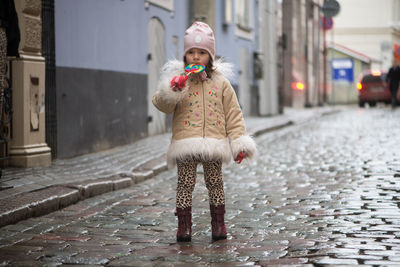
[1,0,399,168]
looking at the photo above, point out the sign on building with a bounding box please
[331,58,354,82]
[394,43,400,62]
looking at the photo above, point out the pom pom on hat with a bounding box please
[184,21,215,61]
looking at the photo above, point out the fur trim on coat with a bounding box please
[157,60,188,105]
[154,59,236,109]
[230,135,257,163]
[167,137,232,168]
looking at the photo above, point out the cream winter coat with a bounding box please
[152,59,256,167]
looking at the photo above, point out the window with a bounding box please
[234,0,254,40]
[224,0,232,25]
[145,0,174,11]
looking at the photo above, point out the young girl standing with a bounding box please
[152,21,256,242]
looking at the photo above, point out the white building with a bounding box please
[327,0,400,70]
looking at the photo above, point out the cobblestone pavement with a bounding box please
[0,106,400,266]
[0,106,339,227]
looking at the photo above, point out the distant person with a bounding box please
[152,22,256,242]
[386,60,400,108]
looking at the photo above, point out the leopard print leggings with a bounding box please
[176,158,225,209]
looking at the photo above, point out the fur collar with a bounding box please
[160,59,235,82]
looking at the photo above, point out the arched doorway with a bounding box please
[147,18,166,135]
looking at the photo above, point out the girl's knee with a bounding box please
[205,178,223,191]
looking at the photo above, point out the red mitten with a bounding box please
[234,151,246,164]
[170,75,189,91]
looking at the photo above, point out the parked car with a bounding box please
[357,70,391,107]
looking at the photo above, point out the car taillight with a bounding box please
[371,70,381,76]
[292,82,305,91]
[357,82,362,90]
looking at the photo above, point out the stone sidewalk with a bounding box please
[0,106,344,228]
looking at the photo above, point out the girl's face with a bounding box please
[185,48,210,67]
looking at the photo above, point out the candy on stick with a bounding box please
[185,64,205,75]
[170,64,206,90]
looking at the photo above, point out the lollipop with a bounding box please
[185,64,205,75]
[170,64,206,90]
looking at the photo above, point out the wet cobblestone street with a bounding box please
[1,107,400,266]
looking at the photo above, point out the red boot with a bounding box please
[210,205,227,241]
[175,207,192,242]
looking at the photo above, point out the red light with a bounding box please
[292,82,305,91]
[357,82,362,90]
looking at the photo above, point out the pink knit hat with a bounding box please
[184,21,215,61]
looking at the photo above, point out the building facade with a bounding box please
[327,43,371,104]
[281,0,325,108]
[327,0,400,70]
[54,0,189,158]
[4,0,281,166]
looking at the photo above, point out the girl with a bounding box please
[152,21,256,242]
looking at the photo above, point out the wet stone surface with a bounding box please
[1,107,400,266]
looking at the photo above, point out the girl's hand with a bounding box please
[170,75,189,91]
[234,151,246,164]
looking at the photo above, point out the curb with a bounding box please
[0,156,168,228]
[248,120,293,137]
